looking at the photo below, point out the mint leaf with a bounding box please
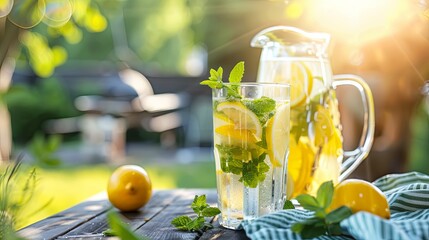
[216,144,244,175]
[301,224,326,239]
[283,200,295,210]
[200,61,244,99]
[295,194,321,212]
[200,80,222,89]
[171,195,220,233]
[201,207,221,217]
[244,96,276,116]
[225,86,242,99]
[292,217,326,238]
[325,206,353,224]
[327,223,343,236]
[316,180,334,209]
[201,67,224,89]
[191,195,209,214]
[228,61,244,84]
[243,97,276,123]
[187,217,205,231]
[291,181,355,238]
[240,153,269,188]
[171,216,192,231]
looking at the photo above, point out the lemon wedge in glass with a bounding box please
[216,101,262,138]
[266,103,290,167]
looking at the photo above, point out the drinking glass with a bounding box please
[212,83,290,229]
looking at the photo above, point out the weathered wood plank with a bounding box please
[200,216,249,240]
[18,189,251,240]
[134,189,217,240]
[18,197,111,239]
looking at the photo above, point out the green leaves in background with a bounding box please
[0,157,38,240]
[8,0,46,29]
[1,0,107,77]
[291,181,353,238]
[29,134,62,167]
[171,195,220,233]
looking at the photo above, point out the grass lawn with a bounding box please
[16,161,216,229]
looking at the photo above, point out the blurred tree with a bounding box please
[0,0,108,161]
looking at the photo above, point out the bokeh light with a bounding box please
[302,0,419,45]
[8,0,46,29]
[0,0,13,17]
[43,0,73,28]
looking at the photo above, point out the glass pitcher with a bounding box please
[251,26,375,197]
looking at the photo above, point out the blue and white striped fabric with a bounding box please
[241,172,429,240]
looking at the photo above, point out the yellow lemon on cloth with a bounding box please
[328,179,390,219]
[107,165,152,212]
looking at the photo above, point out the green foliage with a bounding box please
[0,158,38,240]
[29,134,62,167]
[283,200,295,210]
[291,181,353,238]
[240,153,269,188]
[243,96,276,123]
[216,144,269,188]
[200,61,244,99]
[1,0,108,77]
[104,211,148,240]
[4,78,78,143]
[171,195,220,233]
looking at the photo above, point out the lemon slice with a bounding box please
[215,125,259,148]
[266,103,290,167]
[288,138,315,197]
[216,101,262,138]
[290,62,313,107]
[213,112,234,128]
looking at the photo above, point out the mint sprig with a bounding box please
[216,144,269,188]
[200,61,245,99]
[171,195,221,233]
[291,181,353,238]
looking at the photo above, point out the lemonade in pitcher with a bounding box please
[258,57,343,197]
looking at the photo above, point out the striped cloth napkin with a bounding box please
[241,172,429,240]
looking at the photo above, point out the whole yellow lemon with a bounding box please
[107,165,152,212]
[328,179,390,219]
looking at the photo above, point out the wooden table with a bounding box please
[19,189,249,240]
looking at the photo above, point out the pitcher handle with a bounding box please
[333,74,375,181]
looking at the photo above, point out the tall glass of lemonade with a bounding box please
[212,82,290,229]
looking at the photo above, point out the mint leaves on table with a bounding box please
[291,181,353,239]
[200,61,244,99]
[171,195,221,233]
